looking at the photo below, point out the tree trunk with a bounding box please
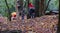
[35,0,39,17]
[57,5,60,33]
[39,0,45,16]
[27,0,30,19]
[5,0,11,21]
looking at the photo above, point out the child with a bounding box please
[28,2,35,18]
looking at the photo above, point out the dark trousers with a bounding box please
[30,13,35,18]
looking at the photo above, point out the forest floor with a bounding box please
[0,15,58,33]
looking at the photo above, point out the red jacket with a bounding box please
[28,3,34,8]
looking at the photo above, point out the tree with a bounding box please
[5,0,11,21]
[39,0,45,16]
[45,0,59,11]
[35,0,39,17]
[45,0,51,11]
[0,0,15,18]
